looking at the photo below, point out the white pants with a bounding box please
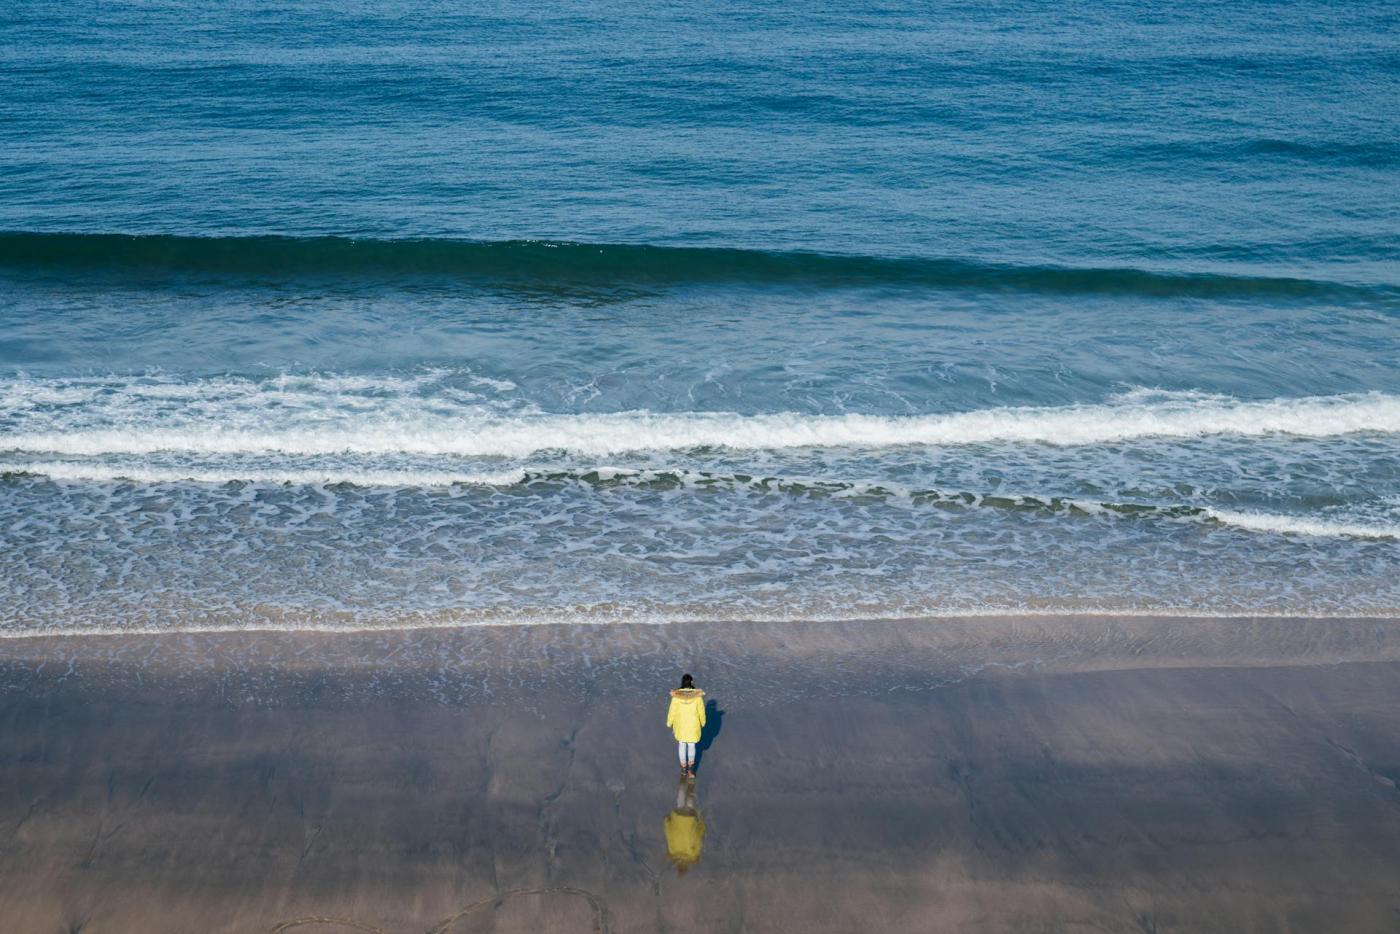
[677,742,695,766]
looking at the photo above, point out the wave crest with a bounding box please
[1,231,1390,302]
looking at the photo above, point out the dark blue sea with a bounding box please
[2,0,1398,633]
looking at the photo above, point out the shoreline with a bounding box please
[3,615,1400,931]
[4,614,1400,697]
[2,605,1398,640]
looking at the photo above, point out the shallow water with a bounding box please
[2,0,1398,632]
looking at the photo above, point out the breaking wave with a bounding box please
[7,372,1398,539]
[4,389,1398,457]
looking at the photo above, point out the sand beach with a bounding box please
[2,615,1400,932]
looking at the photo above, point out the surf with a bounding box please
[4,386,1398,458]
[4,463,1396,542]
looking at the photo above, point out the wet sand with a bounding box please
[2,616,1400,932]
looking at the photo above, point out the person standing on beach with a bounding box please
[666,674,706,778]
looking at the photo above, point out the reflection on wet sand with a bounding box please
[4,617,1400,931]
[664,779,705,876]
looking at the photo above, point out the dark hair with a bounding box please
[680,673,694,689]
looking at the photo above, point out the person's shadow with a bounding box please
[692,699,723,775]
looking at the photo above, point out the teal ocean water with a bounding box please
[2,0,1398,632]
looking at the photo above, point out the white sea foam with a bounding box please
[3,388,1398,457]
[0,462,527,488]
[5,458,1395,542]
[1204,509,1400,540]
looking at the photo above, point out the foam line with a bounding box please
[0,607,1395,640]
[4,392,1398,456]
[1204,509,1399,540]
[0,462,526,488]
[5,462,1396,540]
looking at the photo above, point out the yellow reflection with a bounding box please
[664,778,705,875]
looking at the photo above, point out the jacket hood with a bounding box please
[670,688,705,699]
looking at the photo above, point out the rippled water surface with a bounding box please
[2,0,1398,631]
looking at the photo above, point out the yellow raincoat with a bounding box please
[666,688,706,743]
